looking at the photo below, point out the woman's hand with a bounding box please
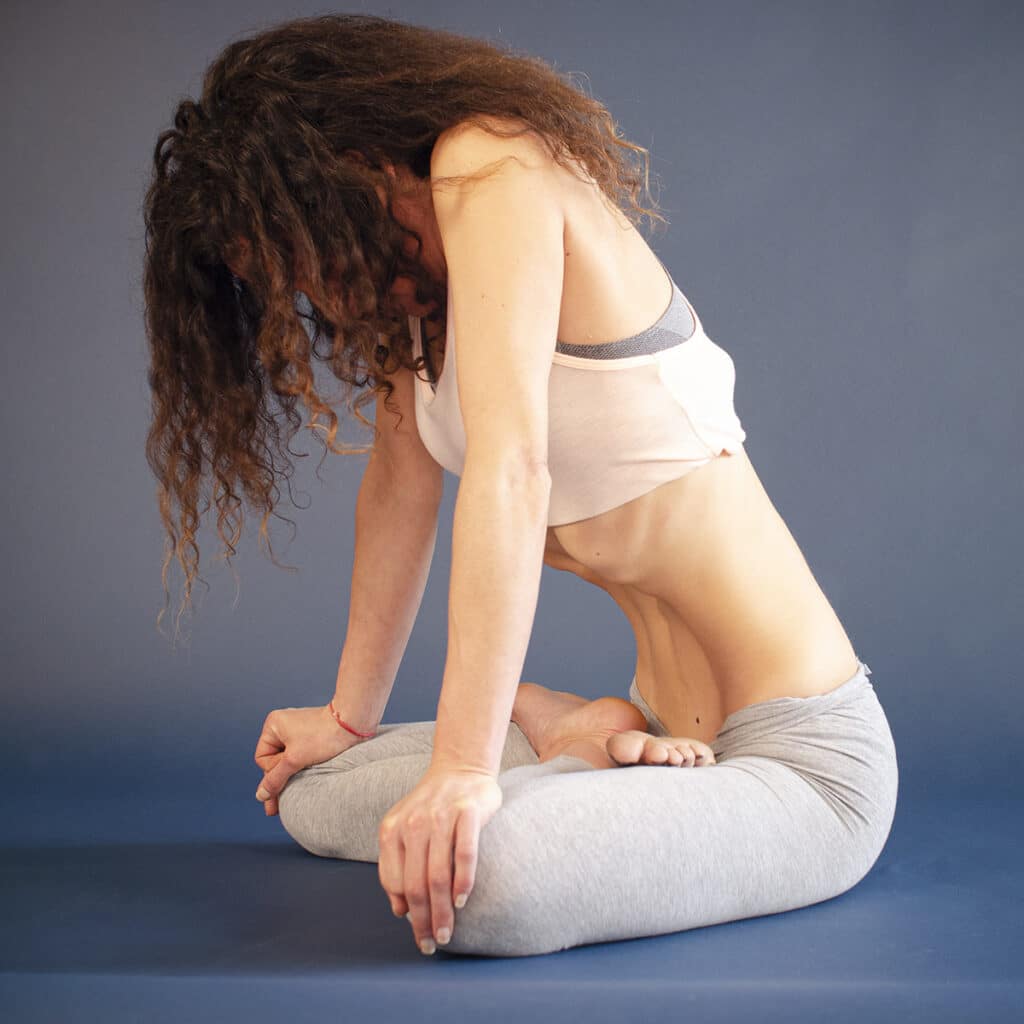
[253,705,363,816]
[378,765,503,955]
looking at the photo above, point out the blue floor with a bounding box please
[2,789,1021,1023]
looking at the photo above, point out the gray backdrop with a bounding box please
[3,0,1021,843]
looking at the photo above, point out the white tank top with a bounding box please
[410,264,747,526]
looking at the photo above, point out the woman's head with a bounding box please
[143,12,664,645]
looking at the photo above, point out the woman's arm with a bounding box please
[429,459,551,774]
[253,369,443,816]
[331,367,445,733]
[425,120,566,775]
[376,120,567,953]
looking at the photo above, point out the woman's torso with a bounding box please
[418,147,860,744]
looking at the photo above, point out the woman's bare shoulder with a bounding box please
[431,114,555,181]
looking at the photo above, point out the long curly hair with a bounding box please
[143,12,666,646]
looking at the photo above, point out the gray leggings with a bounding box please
[277,659,898,957]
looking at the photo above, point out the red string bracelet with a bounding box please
[328,699,377,739]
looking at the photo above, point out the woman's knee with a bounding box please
[436,811,574,957]
[279,752,443,862]
[276,767,380,861]
[848,756,899,889]
[816,752,899,902]
[276,769,338,858]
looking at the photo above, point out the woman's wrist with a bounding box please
[326,698,378,739]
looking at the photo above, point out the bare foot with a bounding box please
[606,730,717,768]
[511,682,650,769]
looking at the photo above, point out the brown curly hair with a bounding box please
[142,11,667,647]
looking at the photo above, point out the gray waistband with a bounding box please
[713,661,875,751]
[627,661,875,744]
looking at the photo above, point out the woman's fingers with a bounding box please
[402,820,434,954]
[253,714,284,769]
[427,808,460,948]
[451,802,479,912]
[403,803,477,952]
[378,811,407,921]
[254,718,289,812]
[377,771,500,954]
[254,753,298,816]
[253,704,368,822]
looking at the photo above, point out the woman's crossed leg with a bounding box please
[277,676,895,957]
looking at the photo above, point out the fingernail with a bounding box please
[436,927,451,945]
[256,788,269,801]
[454,893,467,909]
[419,938,436,955]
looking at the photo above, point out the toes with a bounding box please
[673,743,695,767]
[692,744,717,766]
[642,737,671,765]
[607,731,719,769]
[642,738,719,768]
[606,730,648,766]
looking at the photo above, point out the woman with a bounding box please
[143,14,898,958]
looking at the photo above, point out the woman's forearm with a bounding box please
[332,455,443,733]
[430,460,551,776]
